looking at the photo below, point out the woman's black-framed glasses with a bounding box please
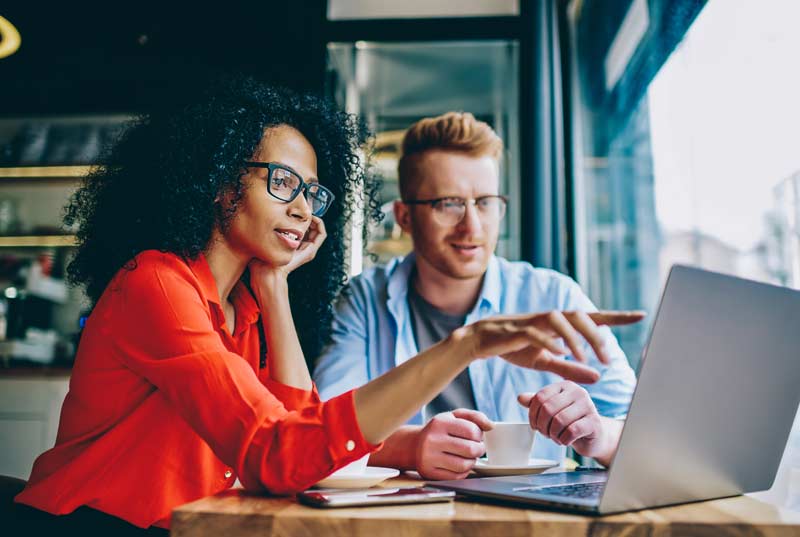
[403,195,508,226]
[244,161,335,217]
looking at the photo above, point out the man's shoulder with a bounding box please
[489,257,590,312]
[338,257,406,308]
[494,257,579,292]
[347,257,405,289]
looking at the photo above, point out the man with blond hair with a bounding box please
[314,112,636,479]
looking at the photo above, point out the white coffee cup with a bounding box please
[484,422,535,465]
[330,454,370,476]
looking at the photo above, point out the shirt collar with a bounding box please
[185,253,260,331]
[186,253,222,306]
[387,253,418,302]
[476,255,502,315]
[230,282,260,332]
[387,252,502,315]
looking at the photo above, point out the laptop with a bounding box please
[432,264,800,515]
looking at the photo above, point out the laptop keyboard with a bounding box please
[524,481,605,499]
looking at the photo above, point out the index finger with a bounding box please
[564,311,611,365]
[444,414,484,442]
[305,216,327,243]
[534,352,601,384]
[452,409,494,432]
[587,310,646,326]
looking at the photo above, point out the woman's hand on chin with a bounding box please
[250,216,327,289]
[285,215,327,272]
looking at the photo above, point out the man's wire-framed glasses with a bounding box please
[402,195,508,226]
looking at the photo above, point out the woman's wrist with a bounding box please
[252,271,289,305]
[444,325,480,367]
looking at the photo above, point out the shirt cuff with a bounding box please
[322,389,383,468]
[262,378,321,410]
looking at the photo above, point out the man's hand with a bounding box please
[415,409,493,480]
[353,311,639,449]
[455,310,644,384]
[518,381,623,467]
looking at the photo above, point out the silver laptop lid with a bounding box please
[599,265,800,514]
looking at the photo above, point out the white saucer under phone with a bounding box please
[314,467,401,489]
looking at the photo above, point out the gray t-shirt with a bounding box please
[407,283,478,418]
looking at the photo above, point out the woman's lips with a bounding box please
[275,229,302,249]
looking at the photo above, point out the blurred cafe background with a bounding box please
[0,0,798,510]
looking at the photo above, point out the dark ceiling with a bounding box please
[0,1,328,116]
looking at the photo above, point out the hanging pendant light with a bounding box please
[0,15,22,59]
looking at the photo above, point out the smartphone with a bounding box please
[297,486,456,508]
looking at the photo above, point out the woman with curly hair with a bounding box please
[13,76,630,534]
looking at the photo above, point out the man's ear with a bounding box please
[394,200,412,234]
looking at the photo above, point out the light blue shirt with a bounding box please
[313,254,637,463]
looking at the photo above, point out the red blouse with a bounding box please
[15,250,377,528]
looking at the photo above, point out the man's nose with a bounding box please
[456,201,483,233]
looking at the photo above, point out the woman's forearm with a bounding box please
[366,426,422,470]
[255,276,313,390]
[353,328,474,444]
[353,308,642,446]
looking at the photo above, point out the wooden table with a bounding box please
[171,476,800,537]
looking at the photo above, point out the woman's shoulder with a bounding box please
[133,249,188,268]
[111,250,196,292]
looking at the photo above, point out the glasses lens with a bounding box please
[477,197,507,220]
[431,197,507,225]
[433,198,466,225]
[306,184,333,216]
[268,167,301,201]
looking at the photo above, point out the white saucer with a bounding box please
[314,467,400,489]
[472,458,559,477]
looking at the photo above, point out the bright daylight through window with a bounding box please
[569,0,800,510]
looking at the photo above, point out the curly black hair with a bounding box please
[64,75,382,363]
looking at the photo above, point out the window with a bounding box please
[567,0,800,367]
[567,0,800,507]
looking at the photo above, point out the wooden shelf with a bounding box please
[0,235,77,248]
[0,166,91,179]
[368,237,412,256]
